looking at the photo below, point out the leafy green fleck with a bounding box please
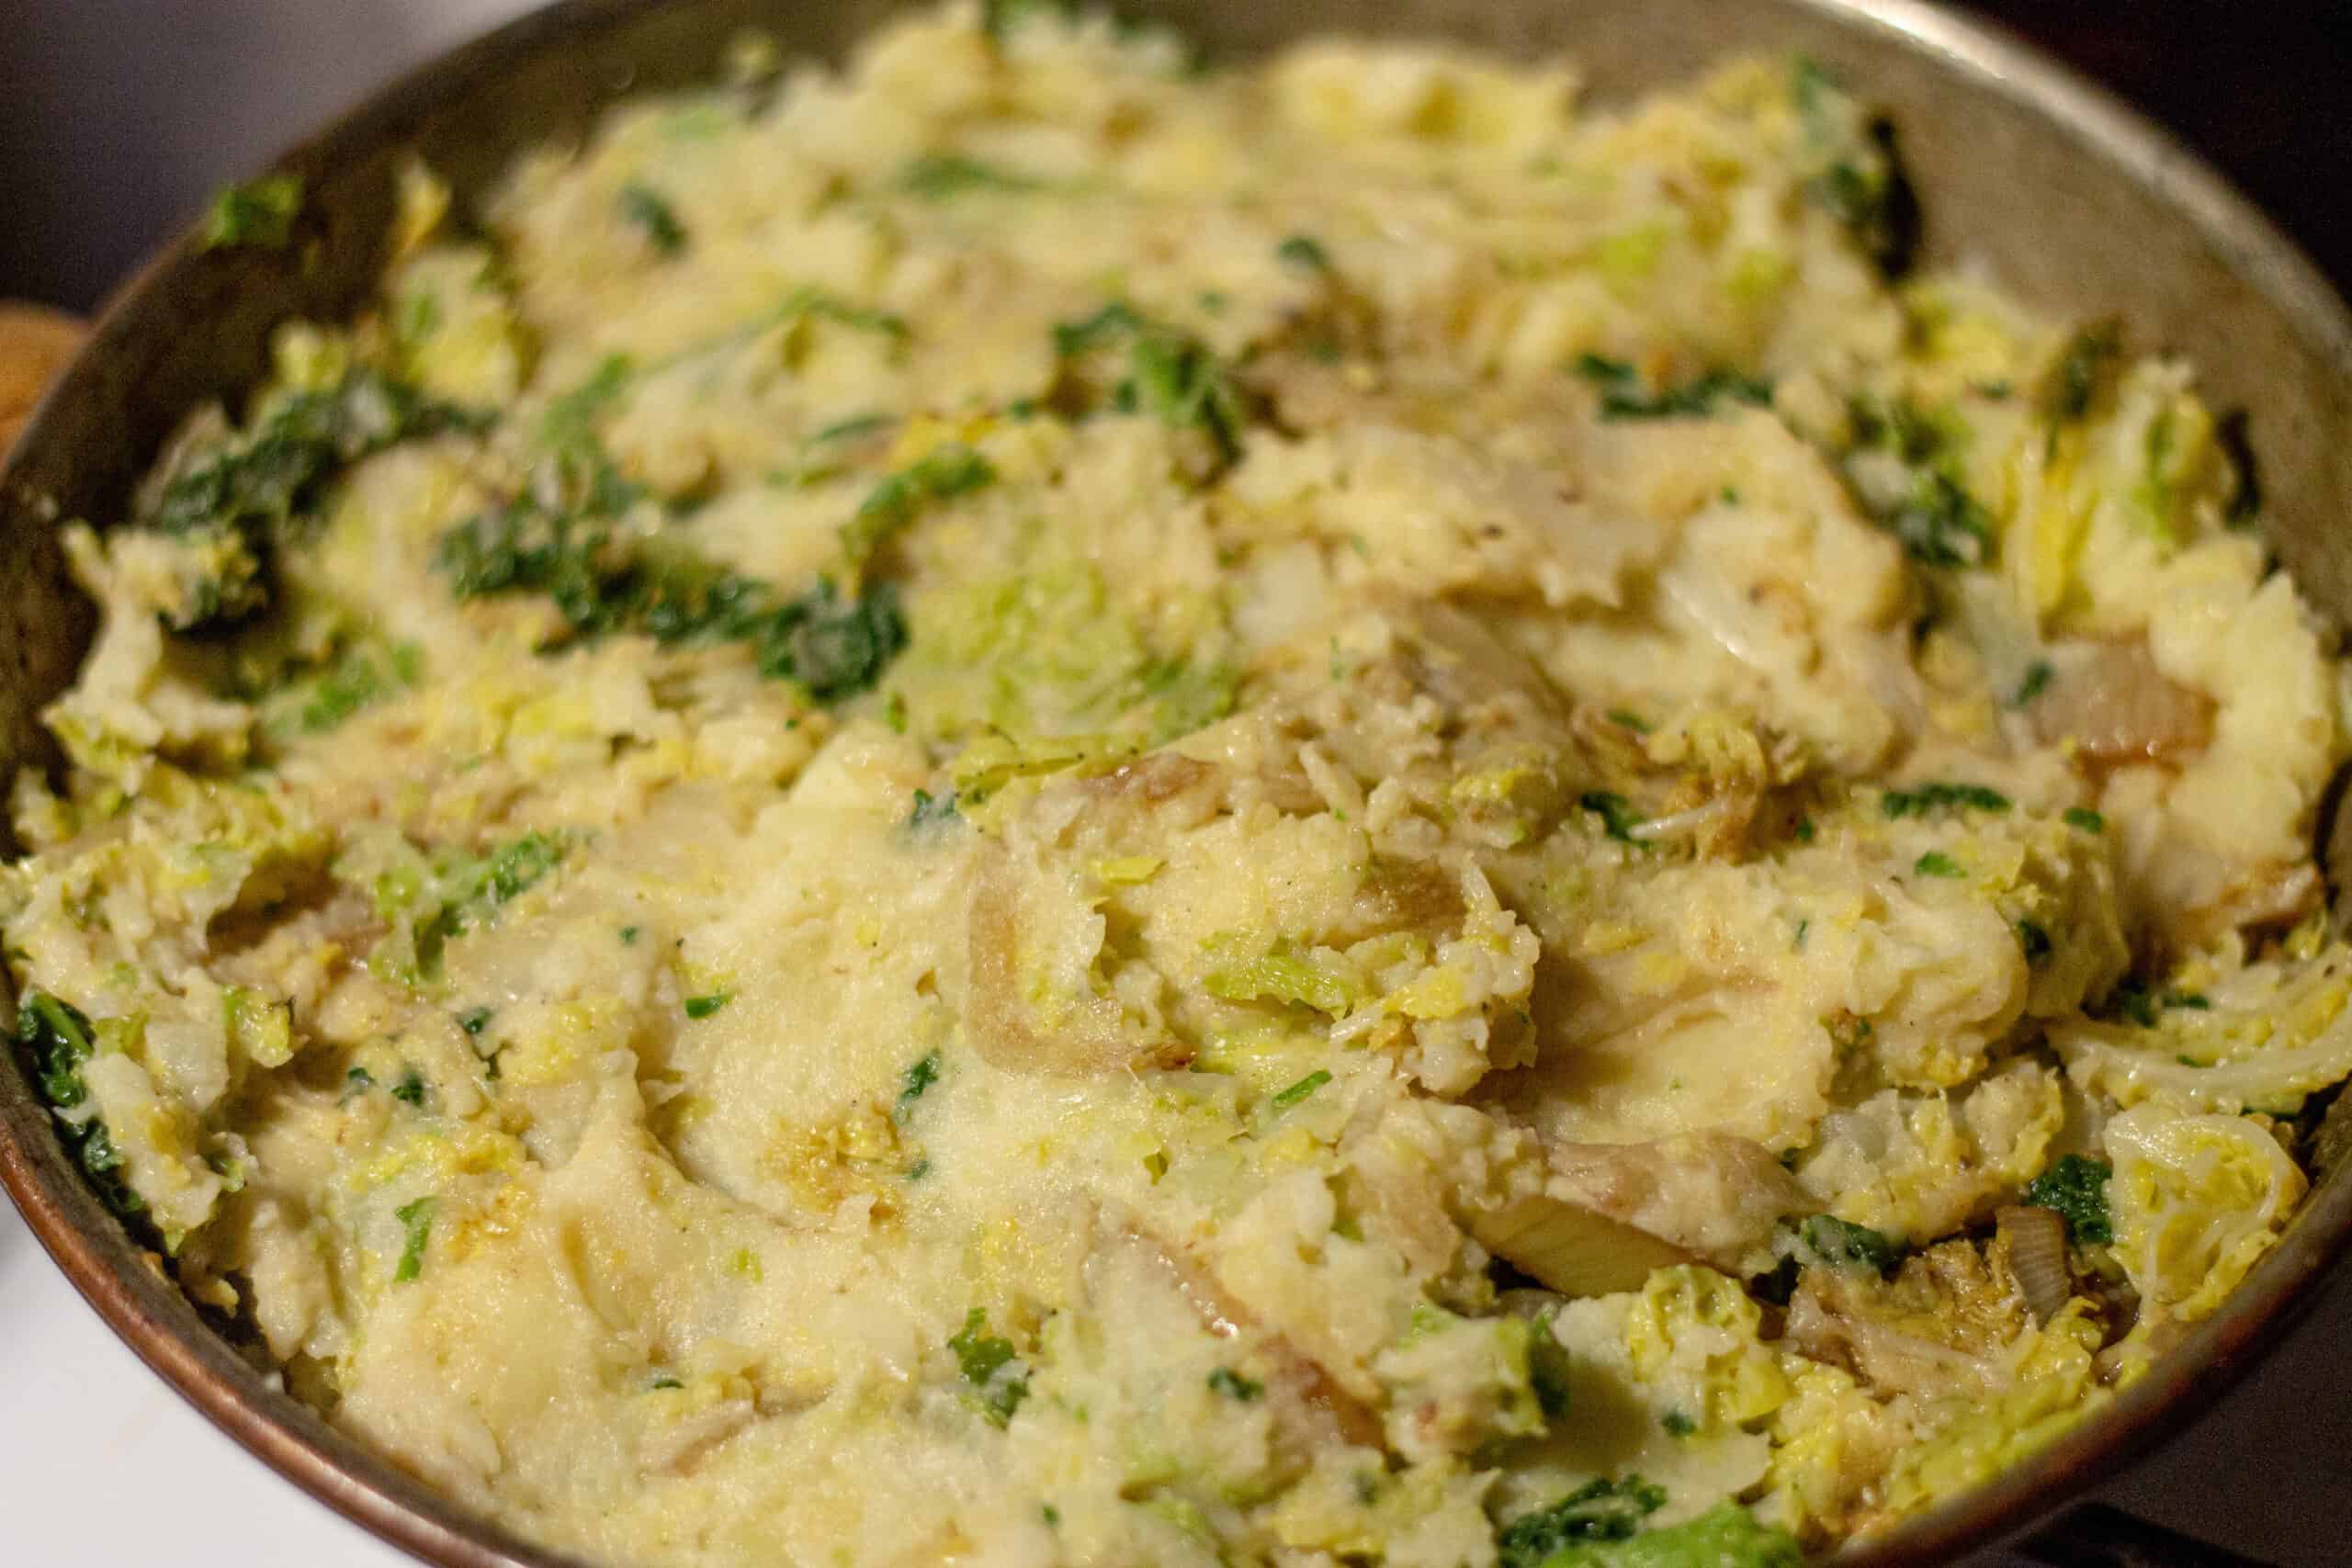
[151,367,487,630]
[899,153,1044,199]
[393,1196,436,1282]
[947,1308,1030,1425]
[1661,1411,1698,1438]
[2024,1155,2113,1247]
[1269,1069,1332,1109]
[619,183,689,256]
[684,992,731,1020]
[1496,1477,1669,1568]
[1801,1214,1905,1274]
[198,175,303,251]
[1573,354,1772,421]
[1912,851,1963,880]
[458,1007,494,1036]
[1053,301,1250,467]
[842,444,998,566]
[1881,782,2010,819]
[17,992,144,1220]
[390,1068,426,1106]
[2041,319,2123,426]
[2012,660,2053,707]
[908,789,961,829]
[1276,234,1332,272]
[1579,791,1648,845]
[896,1049,944,1122]
[1521,1503,1803,1568]
[2063,807,2105,834]
[1206,1367,1264,1401]
[2017,919,2053,964]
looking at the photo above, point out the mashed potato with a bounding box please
[10,6,2351,1563]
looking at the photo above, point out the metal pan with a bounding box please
[4,2,2349,1563]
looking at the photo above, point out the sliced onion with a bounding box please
[1996,1204,2072,1325]
[1467,1191,1695,1298]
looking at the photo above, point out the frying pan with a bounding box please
[4,2,2349,1564]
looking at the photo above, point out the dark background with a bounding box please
[2,3,2350,1564]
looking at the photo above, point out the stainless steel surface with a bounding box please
[3,3,2350,1565]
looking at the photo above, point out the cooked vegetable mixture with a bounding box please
[13,6,2352,1563]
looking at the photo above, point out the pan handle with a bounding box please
[1999,1504,2277,1568]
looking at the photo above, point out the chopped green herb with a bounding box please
[650,1375,684,1391]
[2109,976,2161,1028]
[152,367,487,631]
[2017,919,2053,964]
[345,1066,376,1093]
[1841,393,1995,567]
[437,484,909,701]
[1794,817,1816,844]
[947,1308,1029,1425]
[198,174,303,250]
[618,182,688,256]
[1206,1367,1264,1401]
[842,443,998,566]
[390,1068,426,1106]
[896,1049,944,1122]
[1276,234,1332,271]
[1573,354,1772,420]
[684,992,731,1020]
[898,152,1043,199]
[1270,1069,1332,1109]
[2064,807,2106,833]
[17,992,144,1220]
[1661,1411,1698,1438]
[1605,708,1651,734]
[1881,782,2010,819]
[2024,1155,2113,1246]
[1580,791,1647,845]
[1913,851,1963,880]
[1802,1214,1905,1274]
[1791,58,1918,279]
[1053,301,1250,466]
[908,788,961,829]
[620,925,641,945]
[2041,319,2122,426]
[1496,1477,1669,1568]
[393,1196,436,1282]
[2012,660,2054,707]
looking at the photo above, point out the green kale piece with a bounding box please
[1527,1503,1804,1567]
[947,1308,1030,1425]
[393,1196,436,1282]
[618,183,688,256]
[1880,782,2011,819]
[1801,1214,1905,1274]
[1573,355,1772,421]
[17,992,145,1220]
[198,175,303,250]
[1496,1477,1668,1568]
[2024,1155,2113,1247]
[1052,301,1250,466]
